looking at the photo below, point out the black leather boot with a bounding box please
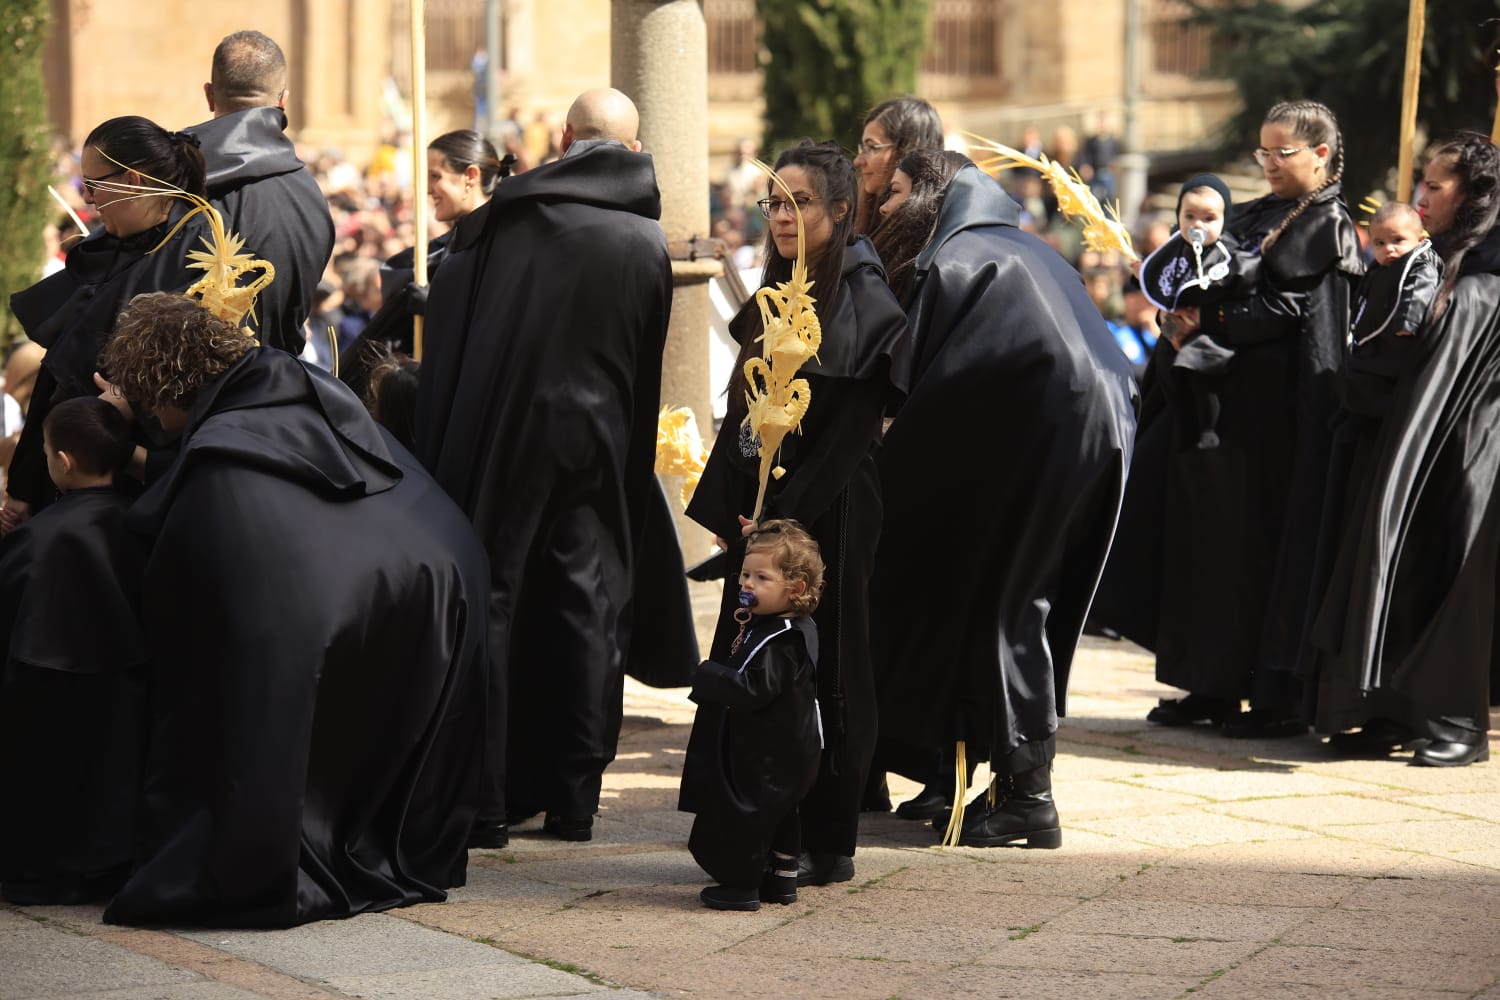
[929,779,1005,833]
[958,766,1061,849]
[1411,717,1491,767]
[760,858,799,905]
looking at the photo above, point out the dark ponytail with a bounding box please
[1425,131,1500,319]
[85,116,207,197]
[429,129,504,196]
[1259,100,1343,255]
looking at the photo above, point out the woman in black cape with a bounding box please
[686,140,907,886]
[1309,132,1500,766]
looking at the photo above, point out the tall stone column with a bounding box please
[612,0,715,551]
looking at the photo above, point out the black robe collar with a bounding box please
[189,107,308,192]
[1228,183,1362,282]
[914,164,1022,273]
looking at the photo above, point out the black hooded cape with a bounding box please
[337,233,454,400]
[0,488,150,896]
[1310,229,1500,731]
[102,348,490,928]
[7,210,210,511]
[190,107,336,354]
[686,236,907,858]
[870,165,1137,773]
[679,615,821,888]
[1094,185,1361,705]
[416,141,689,823]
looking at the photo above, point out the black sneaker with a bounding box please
[542,813,594,841]
[701,884,761,911]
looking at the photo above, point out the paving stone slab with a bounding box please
[656,953,946,1000]
[876,854,1154,898]
[1280,905,1499,955]
[1223,943,1498,993]
[728,911,1016,964]
[902,964,1202,1000]
[180,913,519,980]
[1400,790,1500,821]
[1073,809,1319,848]
[1332,818,1500,854]
[1051,778,1206,819]
[1040,898,1314,942]
[0,907,36,932]
[14,904,109,934]
[1131,769,1379,801]
[970,928,1255,976]
[494,851,704,892]
[1101,864,1362,908]
[1193,968,1472,999]
[324,963,607,999]
[21,984,269,1000]
[818,888,1081,929]
[1171,838,1418,877]
[0,925,198,1000]
[1338,872,1500,915]
[1209,793,1455,828]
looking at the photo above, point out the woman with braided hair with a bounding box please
[1139,99,1362,737]
[1309,132,1500,766]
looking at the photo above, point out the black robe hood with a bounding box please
[190,107,309,192]
[914,164,1022,273]
[131,348,401,532]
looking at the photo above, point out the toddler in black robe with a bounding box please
[0,397,148,904]
[1342,202,1442,416]
[1138,174,1257,449]
[679,520,824,912]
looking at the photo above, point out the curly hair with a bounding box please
[101,292,254,414]
[1423,131,1500,319]
[745,518,825,617]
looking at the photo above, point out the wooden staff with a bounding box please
[1491,51,1500,144]
[1396,0,1426,202]
[411,0,428,361]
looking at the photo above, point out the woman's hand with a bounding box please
[94,372,133,421]
[0,496,31,536]
[737,514,757,537]
[713,535,728,553]
[1163,306,1201,350]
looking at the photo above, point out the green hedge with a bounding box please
[0,0,53,353]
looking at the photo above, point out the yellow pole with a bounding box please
[1491,52,1500,144]
[1396,0,1426,202]
[411,0,428,361]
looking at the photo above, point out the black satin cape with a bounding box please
[687,237,906,858]
[7,211,208,510]
[0,488,149,893]
[190,107,336,354]
[416,142,689,822]
[337,233,455,400]
[870,164,1137,773]
[680,615,821,888]
[1310,229,1500,730]
[103,348,490,928]
[1094,185,1361,704]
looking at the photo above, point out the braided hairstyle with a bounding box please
[855,96,944,235]
[1258,100,1343,255]
[871,149,971,304]
[1423,131,1500,319]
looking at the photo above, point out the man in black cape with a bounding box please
[416,88,680,845]
[188,30,334,354]
[871,164,1137,847]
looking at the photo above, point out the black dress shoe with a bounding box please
[700,884,760,911]
[1221,708,1306,739]
[895,786,950,821]
[759,866,798,905]
[795,852,854,886]
[542,813,594,841]
[1410,739,1491,767]
[1327,718,1418,755]
[1146,694,1236,727]
[467,820,510,849]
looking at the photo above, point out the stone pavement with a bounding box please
[5,633,1498,1000]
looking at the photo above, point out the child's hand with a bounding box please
[738,515,757,537]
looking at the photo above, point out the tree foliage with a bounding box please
[0,0,53,351]
[1185,0,1500,200]
[757,0,933,155]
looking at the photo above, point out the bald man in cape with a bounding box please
[417,88,682,846]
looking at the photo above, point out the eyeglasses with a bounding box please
[81,168,129,193]
[757,195,820,220]
[858,140,896,156]
[1253,146,1312,166]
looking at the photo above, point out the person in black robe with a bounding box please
[416,88,684,847]
[3,116,209,529]
[680,520,823,911]
[0,398,148,905]
[687,141,908,886]
[95,292,491,928]
[868,157,1136,849]
[191,31,335,355]
[1347,202,1442,350]
[1100,101,1362,737]
[339,130,513,399]
[1309,132,1499,766]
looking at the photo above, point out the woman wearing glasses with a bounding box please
[852,96,944,235]
[1308,132,1500,766]
[686,141,907,888]
[1137,100,1361,737]
[4,116,209,533]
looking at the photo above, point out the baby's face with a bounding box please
[1178,189,1226,246]
[1371,216,1423,266]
